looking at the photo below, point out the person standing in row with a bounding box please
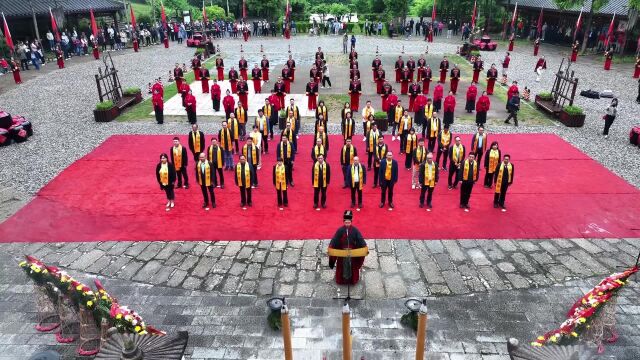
[443,91,456,126]
[252,64,262,93]
[419,152,439,210]
[156,153,176,211]
[470,126,487,165]
[459,153,478,211]
[435,125,452,170]
[411,138,427,189]
[494,155,514,211]
[188,124,205,161]
[475,91,490,127]
[347,156,367,209]
[196,152,217,210]
[201,66,210,94]
[602,98,618,139]
[207,138,225,189]
[340,138,357,188]
[277,136,295,186]
[448,136,465,189]
[152,88,164,124]
[273,159,289,209]
[170,137,189,189]
[261,55,270,82]
[255,109,269,154]
[185,90,197,124]
[242,137,260,187]
[372,136,388,188]
[235,155,252,208]
[211,79,221,112]
[312,154,330,209]
[219,121,235,170]
[486,64,498,95]
[379,152,398,209]
[222,89,235,119]
[306,77,319,110]
[483,141,501,187]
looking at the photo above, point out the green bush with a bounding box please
[563,105,584,115]
[374,111,387,119]
[346,23,355,33]
[123,87,141,96]
[536,92,552,101]
[95,100,115,111]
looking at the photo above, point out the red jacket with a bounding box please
[443,95,456,112]
[507,85,519,100]
[180,83,190,95]
[466,85,478,101]
[535,59,547,71]
[433,85,444,101]
[211,84,221,99]
[414,95,428,109]
[152,93,164,110]
[503,56,511,68]
[152,83,164,97]
[476,95,490,112]
[223,95,235,112]
[185,94,196,111]
[386,94,398,107]
[268,94,281,111]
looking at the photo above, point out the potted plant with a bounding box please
[122,87,143,104]
[559,105,586,127]
[374,111,388,132]
[535,91,553,102]
[94,100,118,122]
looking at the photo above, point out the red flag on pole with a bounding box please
[243,0,247,19]
[90,9,99,38]
[471,0,477,29]
[130,5,137,31]
[161,1,167,31]
[431,0,437,22]
[1,12,14,51]
[536,8,543,37]
[202,1,208,24]
[604,13,616,48]
[285,0,290,21]
[510,2,518,30]
[573,8,583,41]
[50,8,60,41]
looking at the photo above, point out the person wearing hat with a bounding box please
[328,210,368,285]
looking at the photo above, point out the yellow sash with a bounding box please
[430,117,439,138]
[423,162,436,187]
[375,145,387,167]
[488,149,500,173]
[159,163,169,185]
[208,145,223,168]
[394,106,403,123]
[452,144,463,163]
[316,132,327,147]
[236,163,251,187]
[256,116,268,136]
[440,131,451,146]
[229,119,239,139]
[264,105,271,118]
[192,131,201,153]
[236,108,246,124]
[197,161,212,186]
[399,116,412,134]
[385,161,392,180]
[279,141,291,159]
[342,146,355,164]
[318,106,327,119]
[364,120,372,136]
[288,116,297,133]
[462,160,477,181]
[243,144,258,165]
[364,107,372,120]
[173,145,183,169]
[275,164,287,190]
[405,134,417,153]
[473,133,485,151]
[495,163,513,193]
[314,145,325,158]
[415,146,426,163]
[351,164,364,189]
[220,128,233,150]
[424,104,433,119]
[313,162,327,188]
[328,246,369,258]
[344,120,353,139]
[368,130,379,152]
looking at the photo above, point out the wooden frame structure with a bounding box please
[95,53,123,104]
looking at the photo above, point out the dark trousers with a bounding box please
[215,167,224,186]
[342,165,350,187]
[212,97,220,111]
[475,151,483,166]
[460,182,474,206]
[322,76,332,87]
[484,170,495,187]
[505,110,518,125]
[313,187,327,207]
[239,124,247,139]
[494,186,508,207]
[187,109,197,124]
[200,185,216,206]
[248,164,258,186]
[373,166,380,186]
[268,122,275,138]
[154,106,164,124]
[233,139,239,153]
[239,186,252,205]
[277,189,288,206]
[404,154,412,169]
[262,135,269,152]
[380,182,394,205]
[284,161,293,184]
[448,164,459,187]
[176,167,189,187]
[367,152,374,169]
[419,185,434,205]
[436,147,449,168]
[351,184,363,205]
[603,115,615,135]
[399,133,407,151]
[162,185,175,200]
[427,137,437,152]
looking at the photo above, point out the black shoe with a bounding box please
[212,203,216,208]
[358,203,363,208]
[504,120,510,124]
[313,203,318,209]
[289,182,295,187]
[419,203,424,208]
[428,204,432,209]
[321,204,326,209]
[241,202,246,207]
[494,203,498,208]
[389,203,394,208]
[379,202,384,208]
[351,202,356,208]
[284,203,289,207]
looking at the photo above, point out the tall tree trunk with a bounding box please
[581,7,594,53]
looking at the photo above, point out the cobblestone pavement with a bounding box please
[1,246,640,360]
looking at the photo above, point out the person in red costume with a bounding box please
[465,83,478,113]
[508,33,515,51]
[152,88,164,124]
[215,56,224,81]
[371,55,382,82]
[382,84,395,113]
[306,77,319,110]
[261,55,270,82]
[185,89,197,124]
[286,55,296,82]
[200,67,210,93]
[433,83,444,113]
[533,38,540,56]
[633,56,640,78]
[421,64,432,94]
[604,48,613,71]
[394,56,404,83]
[179,81,191,108]
[228,66,239,93]
[408,81,422,112]
[439,56,449,83]
[375,66,386,94]
[506,81,519,109]
[449,65,461,95]
[328,210,368,285]
[222,89,235,120]
[56,46,65,69]
[192,56,202,81]
[211,79,221,112]
[570,41,579,62]
[475,91,491,127]
[251,64,262,93]
[486,64,498,95]
[472,55,483,83]
[443,91,456,126]
[535,56,547,82]
[238,56,248,81]
[400,66,410,95]
[236,78,249,111]
[281,65,292,93]
[502,52,510,76]
[349,76,362,112]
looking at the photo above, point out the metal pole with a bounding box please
[415,303,428,360]
[281,305,293,360]
[342,303,352,360]
[28,0,41,40]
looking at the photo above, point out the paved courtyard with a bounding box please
[0,34,639,359]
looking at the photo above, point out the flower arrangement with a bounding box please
[532,266,638,347]
[18,256,164,336]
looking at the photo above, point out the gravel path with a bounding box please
[0,36,638,202]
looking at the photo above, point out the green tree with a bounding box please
[205,5,228,20]
[329,3,351,17]
[383,0,409,21]
[410,0,433,16]
[554,0,608,53]
[353,0,371,14]
[369,0,386,14]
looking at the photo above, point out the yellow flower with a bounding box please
[537,336,545,341]
[19,261,27,267]
[76,285,83,291]
[531,342,542,347]
[87,301,93,307]
[578,318,586,323]
[134,326,142,332]
[102,295,108,300]
[116,314,122,319]
[571,332,578,337]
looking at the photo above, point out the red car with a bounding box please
[186,32,205,47]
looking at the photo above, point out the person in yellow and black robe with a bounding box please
[341,111,356,141]
[494,155,514,211]
[403,128,418,170]
[314,126,330,154]
[227,113,241,154]
[195,153,217,210]
[235,155,252,208]
[419,152,439,210]
[170,137,189,189]
[346,156,367,209]
[276,136,296,187]
[366,123,380,170]
[483,141,501,188]
[411,137,427,188]
[207,138,225,189]
[311,138,326,163]
[312,155,331,209]
[398,111,413,154]
[255,109,270,154]
[448,136,465,189]
[328,210,368,285]
[459,153,479,211]
[188,124,205,161]
[273,159,289,209]
[373,135,388,188]
[242,137,260,187]
[156,153,176,211]
[340,138,357,188]
[218,121,235,170]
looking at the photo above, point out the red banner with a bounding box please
[604,13,616,48]
[510,2,518,30]
[130,5,137,31]
[202,1,208,24]
[243,0,247,19]
[431,0,436,22]
[536,8,543,37]
[90,9,99,38]
[1,12,14,50]
[161,2,167,31]
[49,8,60,42]
[471,0,477,29]
[573,9,582,41]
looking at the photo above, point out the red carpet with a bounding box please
[1,134,639,242]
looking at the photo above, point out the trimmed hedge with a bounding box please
[95,100,115,111]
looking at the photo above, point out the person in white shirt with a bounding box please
[361,101,375,140]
